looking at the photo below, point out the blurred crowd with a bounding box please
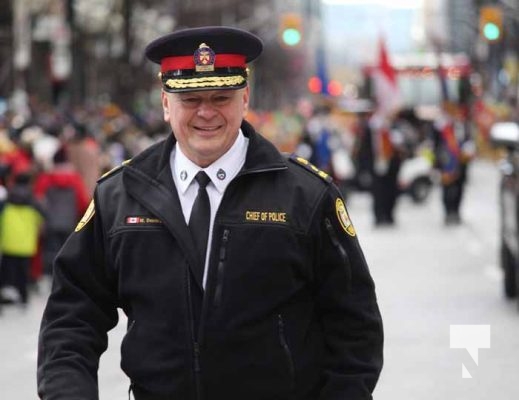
[0,96,170,311]
[0,91,502,312]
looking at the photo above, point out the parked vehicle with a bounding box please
[490,121,519,307]
[398,153,434,203]
[353,153,435,203]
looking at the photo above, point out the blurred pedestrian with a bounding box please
[66,123,102,197]
[306,104,334,173]
[367,110,404,226]
[432,101,475,225]
[37,26,383,400]
[34,146,90,276]
[0,172,44,306]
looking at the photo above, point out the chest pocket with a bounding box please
[211,221,312,312]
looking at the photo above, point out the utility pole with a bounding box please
[0,1,13,99]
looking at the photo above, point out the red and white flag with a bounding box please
[126,217,140,224]
[373,36,401,116]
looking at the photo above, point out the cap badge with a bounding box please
[217,168,226,180]
[194,43,215,72]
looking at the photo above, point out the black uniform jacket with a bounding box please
[37,121,383,400]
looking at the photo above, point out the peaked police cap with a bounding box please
[145,26,263,93]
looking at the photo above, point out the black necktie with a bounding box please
[189,171,211,283]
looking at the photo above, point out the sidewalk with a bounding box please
[0,279,129,399]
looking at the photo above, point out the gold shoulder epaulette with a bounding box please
[97,159,131,183]
[289,154,333,183]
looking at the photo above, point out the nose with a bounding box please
[196,100,218,119]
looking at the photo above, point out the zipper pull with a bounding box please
[278,314,284,333]
[193,342,201,372]
[219,229,230,260]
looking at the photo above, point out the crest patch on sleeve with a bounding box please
[75,199,95,232]
[336,198,356,237]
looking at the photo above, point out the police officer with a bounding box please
[37,26,383,400]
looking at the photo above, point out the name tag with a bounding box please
[245,211,287,224]
[125,216,163,225]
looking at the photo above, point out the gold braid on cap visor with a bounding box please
[164,75,246,89]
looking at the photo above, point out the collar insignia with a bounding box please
[217,168,226,180]
[194,43,215,72]
[180,170,188,181]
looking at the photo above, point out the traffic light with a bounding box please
[479,5,503,42]
[279,13,303,47]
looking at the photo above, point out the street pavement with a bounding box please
[1,158,519,399]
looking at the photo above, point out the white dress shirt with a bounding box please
[171,130,249,288]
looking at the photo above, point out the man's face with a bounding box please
[162,87,250,167]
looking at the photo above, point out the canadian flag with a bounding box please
[372,36,401,116]
[126,217,140,224]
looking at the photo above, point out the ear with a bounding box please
[161,91,170,122]
[242,86,250,118]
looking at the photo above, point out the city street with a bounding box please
[2,158,519,399]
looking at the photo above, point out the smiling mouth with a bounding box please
[194,125,222,132]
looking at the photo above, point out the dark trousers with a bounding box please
[442,163,468,218]
[442,178,464,216]
[372,159,400,225]
[0,255,32,303]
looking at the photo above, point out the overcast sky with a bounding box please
[321,0,424,67]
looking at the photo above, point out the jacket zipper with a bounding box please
[190,166,285,397]
[277,314,295,384]
[186,271,202,400]
[213,229,230,307]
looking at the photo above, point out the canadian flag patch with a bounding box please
[125,216,162,225]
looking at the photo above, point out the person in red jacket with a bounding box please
[34,146,90,276]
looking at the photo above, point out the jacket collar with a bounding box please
[127,119,287,182]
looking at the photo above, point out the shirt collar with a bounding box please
[173,129,248,194]
[205,130,247,194]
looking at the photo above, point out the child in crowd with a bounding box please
[0,172,44,306]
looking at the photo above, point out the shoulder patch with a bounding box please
[97,159,131,183]
[289,154,333,183]
[336,197,356,236]
[75,199,95,232]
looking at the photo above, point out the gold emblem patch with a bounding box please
[335,198,355,237]
[75,199,95,232]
